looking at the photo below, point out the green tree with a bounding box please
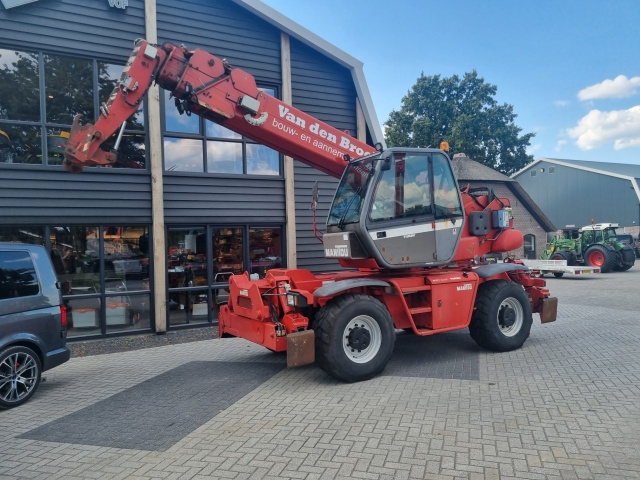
[384,71,534,176]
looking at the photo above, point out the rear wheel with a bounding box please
[584,245,616,273]
[315,294,395,383]
[469,281,532,352]
[0,346,42,409]
[617,248,635,271]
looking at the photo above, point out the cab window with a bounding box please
[369,153,432,221]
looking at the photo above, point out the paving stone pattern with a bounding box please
[19,362,285,451]
[1,269,639,479]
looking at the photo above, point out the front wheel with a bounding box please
[469,281,533,352]
[315,294,395,383]
[0,345,42,409]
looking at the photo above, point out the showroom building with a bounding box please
[0,0,383,338]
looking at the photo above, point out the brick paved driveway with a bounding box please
[1,269,639,479]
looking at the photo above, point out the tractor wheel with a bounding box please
[584,245,616,273]
[564,251,577,266]
[550,251,568,262]
[617,248,635,271]
[315,294,395,383]
[550,251,571,277]
[469,280,533,352]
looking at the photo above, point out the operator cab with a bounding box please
[324,148,464,269]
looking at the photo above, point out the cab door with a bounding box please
[365,151,462,267]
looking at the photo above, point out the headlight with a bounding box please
[286,292,308,307]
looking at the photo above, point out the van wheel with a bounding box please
[0,346,42,409]
[315,294,395,383]
[469,281,532,352]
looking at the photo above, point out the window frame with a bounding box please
[160,84,283,176]
[0,47,149,169]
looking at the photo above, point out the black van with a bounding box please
[0,243,71,409]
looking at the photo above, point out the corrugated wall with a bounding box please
[157,0,281,84]
[516,161,639,228]
[290,37,358,273]
[0,168,151,225]
[0,0,145,61]
[163,174,285,224]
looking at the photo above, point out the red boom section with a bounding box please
[64,40,376,177]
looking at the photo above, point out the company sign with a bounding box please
[108,0,128,8]
[1,0,39,9]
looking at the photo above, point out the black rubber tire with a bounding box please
[0,345,42,409]
[315,294,395,383]
[618,248,635,271]
[551,251,569,262]
[469,280,533,352]
[550,251,570,276]
[584,244,616,273]
[564,251,577,266]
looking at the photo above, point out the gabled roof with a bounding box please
[512,157,640,203]
[550,158,640,178]
[513,157,640,179]
[232,0,384,146]
[451,154,556,232]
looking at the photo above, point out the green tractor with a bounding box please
[541,223,635,275]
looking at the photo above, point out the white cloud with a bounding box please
[527,143,541,155]
[567,106,640,150]
[578,75,640,101]
[554,100,570,107]
[555,140,567,152]
[163,138,203,171]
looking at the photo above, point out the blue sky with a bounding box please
[261,0,640,165]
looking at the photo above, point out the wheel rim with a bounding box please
[497,297,524,337]
[0,352,38,404]
[343,315,382,363]
[588,250,604,266]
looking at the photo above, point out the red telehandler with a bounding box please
[64,39,558,382]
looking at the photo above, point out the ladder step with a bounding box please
[401,285,432,293]
[409,306,432,315]
[414,328,434,336]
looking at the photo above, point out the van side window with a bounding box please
[0,251,40,300]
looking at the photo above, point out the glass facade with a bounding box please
[162,88,280,176]
[166,225,283,327]
[0,225,151,338]
[0,48,146,168]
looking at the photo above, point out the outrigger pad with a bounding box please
[540,297,558,323]
[287,330,315,368]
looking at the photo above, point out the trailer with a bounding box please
[522,259,601,278]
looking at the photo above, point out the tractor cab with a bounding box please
[323,148,464,269]
[579,223,620,247]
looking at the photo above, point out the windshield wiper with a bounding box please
[337,186,364,230]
